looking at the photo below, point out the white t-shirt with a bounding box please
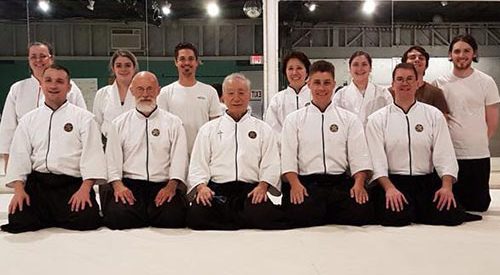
[0,76,87,154]
[281,102,372,177]
[264,85,311,133]
[333,82,393,126]
[433,69,500,159]
[5,102,106,186]
[366,102,458,181]
[106,107,188,186]
[188,111,281,197]
[158,81,222,154]
[92,82,135,136]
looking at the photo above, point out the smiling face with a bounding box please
[112,56,135,84]
[392,67,418,101]
[405,49,427,76]
[41,68,71,109]
[308,71,335,107]
[223,77,251,117]
[450,41,476,71]
[130,72,160,114]
[175,49,198,78]
[28,44,54,78]
[285,58,307,89]
[349,55,371,83]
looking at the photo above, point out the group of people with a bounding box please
[0,34,497,233]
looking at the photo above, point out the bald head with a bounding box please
[130,71,160,114]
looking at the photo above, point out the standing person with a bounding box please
[265,51,311,133]
[0,42,86,168]
[103,72,188,230]
[434,34,500,212]
[93,49,138,136]
[366,63,480,226]
[187,73,285,230]
[281,60,374,228]
[158,42,222,154]
[401,45,449,115]
[1,64,106,233]
[333,51,392,126]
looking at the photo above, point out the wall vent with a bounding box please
[111,29,142,50]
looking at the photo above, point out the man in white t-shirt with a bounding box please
[434,34,500,212]
[158,42,222,154]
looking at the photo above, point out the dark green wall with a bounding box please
[0,59,263,112]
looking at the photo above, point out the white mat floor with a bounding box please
[1,191,499,275]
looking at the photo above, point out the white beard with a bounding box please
[136,101,156,114]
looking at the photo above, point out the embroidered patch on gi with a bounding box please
[248,131,257,139]
[64,123,73,132]
[330,124,338,133]
[152,128,160,136]
[415,124,424,132]
[197,96,207,100]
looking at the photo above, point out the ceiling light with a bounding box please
[161,1,172,16]
[38,0,50,13]
[362,0,376,15]
[243,0,262,18]
[207,2,220,17]
[86,0,95,11]
[304,2,317,12]
[440,1,448,7]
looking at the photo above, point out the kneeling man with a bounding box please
[187,73,285,230]
[1,64,106,233]
[103,71,189,229]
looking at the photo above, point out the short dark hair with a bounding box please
[392,63,418,81]
[174,42,199,60]
[401,45,430,69]
[281,51,311,77]
[309,60,335,79]
[28,41,54,56]
[449,34,479,62]
[109,49,139,75]
[43,64,71,82]
[349,51,372,67]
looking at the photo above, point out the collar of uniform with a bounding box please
[134,105,159,120]
[30,74,40,85]
[309,100,334,113]
[43,100,69,112]
[287,83,308,95]
[223,108,251,123]
[391,100,419,114]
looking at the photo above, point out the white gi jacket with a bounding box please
[188,111,281,196]
[106,107,188,187]
[333,82,392,126]
[281,102,372,176]
[0,76,87,154]
[365,102,458,181]
[264,85,311,133]
[92,82,135,135]
[5,101,106,187]
[158,81,222,154]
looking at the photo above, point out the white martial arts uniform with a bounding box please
[92,82,135,135]
[0,76,87,154]
[5,101,106,186]
[188,110,281,197]
[264,85,311,133]
[333,82,392,126]
[433,69,500,159]
[281,103,372,177]
[106,107,188,185]
[158,81,222,154]
[365,101,458,181]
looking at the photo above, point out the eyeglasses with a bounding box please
[394,77,416,84]
[29,54,51,61]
